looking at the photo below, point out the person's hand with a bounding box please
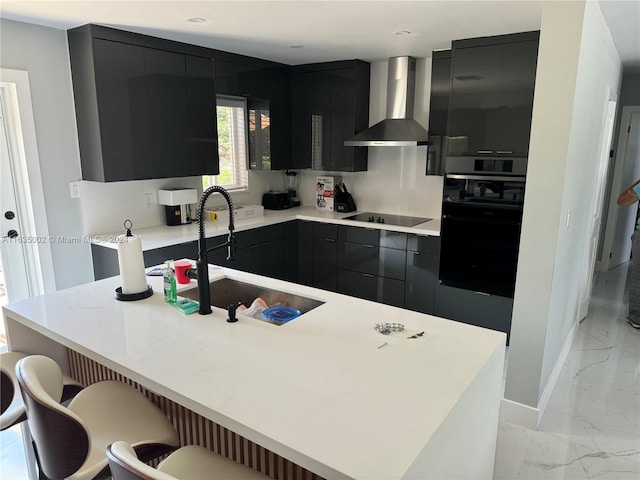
[617,179,640,207]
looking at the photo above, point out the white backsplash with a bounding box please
[295,148,443,219]
[79,170,283,235]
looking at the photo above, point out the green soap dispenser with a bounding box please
[163,260,177,303]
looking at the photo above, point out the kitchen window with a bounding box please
[203,95,248,192]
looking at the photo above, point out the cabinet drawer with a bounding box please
[337,242,406,281]
[314,223,337,240]
[338,226,407,250]
[235,224,285,249]
[337,269,405,308]
[407,234,441,255]
[437,284,513,340]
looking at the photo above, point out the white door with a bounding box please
[578,97,617,321]
[0,95,33,303]
[608,111,640,268]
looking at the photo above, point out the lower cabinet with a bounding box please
[436,284,514,341]
[337,269,405,307]
[92,223,291,281]
[208,223,288,279]
[91,220,441,318]
[405,235,440,315]
[313,223,338,291]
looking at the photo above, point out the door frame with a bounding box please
[600,105,640,272]
[0,68,55,295]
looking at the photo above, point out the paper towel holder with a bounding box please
[114,220,153,301]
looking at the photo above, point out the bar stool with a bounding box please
[107,440,267,480]
[0,351,83,430]
[16,355,180,480]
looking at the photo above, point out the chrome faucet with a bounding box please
[186,186,236,315]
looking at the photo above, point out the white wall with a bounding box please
[295,59,444,220]
[79,170,283,235]
[505,0,622,421]
[0,19,94,289]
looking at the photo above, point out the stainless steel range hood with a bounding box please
[345,56,429,147]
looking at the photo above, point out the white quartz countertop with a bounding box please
[92,206,441,251]
[3,266,503,479]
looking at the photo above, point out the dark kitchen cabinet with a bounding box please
[68,24,219,182]
[313,223,338,291]
[91,241,197,281]
[291,61,370,172]
[336,226,407,307]
[426,50,451,176]
[337,270,405,308]
[447,31,539,157]
[437,284,513,341]
[208,224,286,279]
[297,221,315,286]
[405,235,440,315]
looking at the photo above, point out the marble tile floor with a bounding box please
[495,262,640,479]
[1,263,638,479]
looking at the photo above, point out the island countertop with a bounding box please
[3,265,504,479]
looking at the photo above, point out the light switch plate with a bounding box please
[69,181,80,199]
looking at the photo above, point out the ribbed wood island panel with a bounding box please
[67,348,324,480]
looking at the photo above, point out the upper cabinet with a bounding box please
[426,50,452,175]
[68,24,219,182]
[291,60,370,172]
[447,31,539,158]
[215,58,292,171]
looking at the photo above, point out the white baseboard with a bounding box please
[499,398,539,429]
[537,318,579,418]
[500,319,578,429]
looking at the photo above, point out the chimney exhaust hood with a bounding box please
[345,56,429,147]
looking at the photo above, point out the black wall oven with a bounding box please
[440,156,526,298]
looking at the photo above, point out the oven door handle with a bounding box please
[443,214,522,227]
[446,174,526,182]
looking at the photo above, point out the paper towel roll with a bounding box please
[117,233,147,294]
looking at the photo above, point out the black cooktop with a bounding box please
[344,212,432,227]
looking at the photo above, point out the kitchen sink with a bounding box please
[180,277,324,325]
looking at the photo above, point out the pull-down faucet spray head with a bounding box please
[194,186,235,315]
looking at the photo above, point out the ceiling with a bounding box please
[1,1,638,69]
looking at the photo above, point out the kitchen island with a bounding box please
[3,264,504,480]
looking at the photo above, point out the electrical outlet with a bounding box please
[144,193,154,209]
[69,181,80,199]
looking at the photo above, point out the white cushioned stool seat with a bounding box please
[1,351,82,430]
[17,355,179,480]
[108,440,267,480]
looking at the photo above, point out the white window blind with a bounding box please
[203,95,249,192]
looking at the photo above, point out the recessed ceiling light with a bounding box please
[186,17,207,24]
[392,30,423,38]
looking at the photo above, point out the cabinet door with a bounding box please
[139,48,190,179]
[337,269,405,308]
[495,40,539,156]
[405,251,439,315]
[437,284,513,340]
[338,243,406,281]
[92,39,145,181]
[268,67,292,170]
[297,221,314,286]
[291,70,331,169]
[186,56,219,175]
[328,68,356,171]
[448,44,502,156]
[313,235,337,291]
